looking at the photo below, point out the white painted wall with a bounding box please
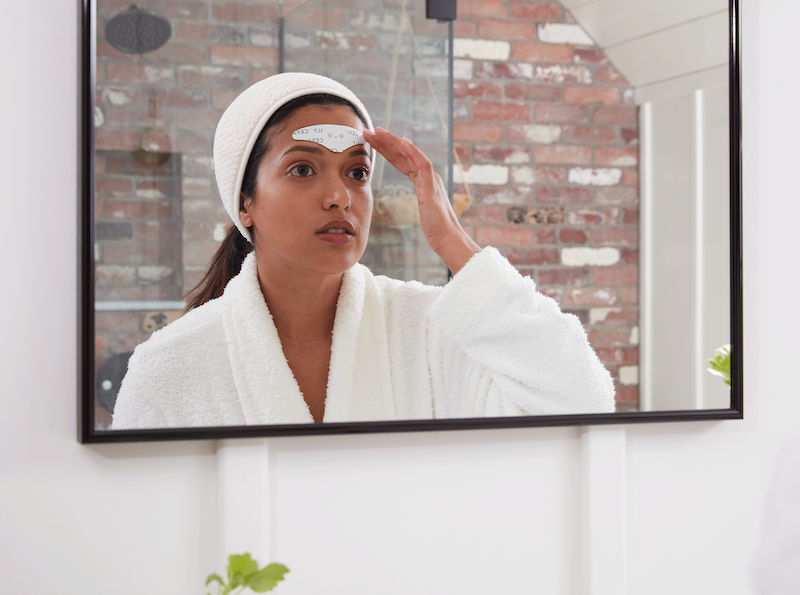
[0,3,219,593]
[0,1,797,594]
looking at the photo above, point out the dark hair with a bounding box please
[185,93,368,311]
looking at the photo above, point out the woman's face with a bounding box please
[240,104,373,277]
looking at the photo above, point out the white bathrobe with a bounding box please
[111,247,615,429]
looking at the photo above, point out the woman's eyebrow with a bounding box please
[347,147,370,159]
[282,145,370,163]
[281,145,324,158]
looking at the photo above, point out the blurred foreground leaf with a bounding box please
[206,554,289,595]
[249,564,290,592]
[707,344,732,387]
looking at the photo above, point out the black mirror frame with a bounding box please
[78,0,743,443]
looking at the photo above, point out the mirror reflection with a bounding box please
[92,0,731,430]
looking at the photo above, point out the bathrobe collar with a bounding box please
[221,252,394,425]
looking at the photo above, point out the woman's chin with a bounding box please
[287,246,367,278]
[311,252,365,276]
[254,238,367,274]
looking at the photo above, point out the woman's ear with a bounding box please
[239,194,253,227]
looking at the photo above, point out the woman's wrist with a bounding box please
[435,229,481,276]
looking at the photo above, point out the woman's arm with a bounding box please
[111,355,169,430]
[427,246,616,415]
[362,128,480,274]
[365,128,615,415]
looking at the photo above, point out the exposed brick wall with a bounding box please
[95,150,183,302]
[451,1,640,410]
[93,0,640,414]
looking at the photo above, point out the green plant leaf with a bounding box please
[206,574,225,588]
[226,574,244,594]
[228,554,259,586]
[707,344,732,387]
[211,553,289,595]
[229,553,260,576]
[248,564,290,592]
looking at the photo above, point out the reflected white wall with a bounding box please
[640,81,730,411]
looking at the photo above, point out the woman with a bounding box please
[111,72,614,429]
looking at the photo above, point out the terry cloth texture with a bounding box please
[111,247,616,429]
[213,72,375,243]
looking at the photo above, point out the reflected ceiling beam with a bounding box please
[562,0,728,98]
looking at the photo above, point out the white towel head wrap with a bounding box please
[212,72,374,243]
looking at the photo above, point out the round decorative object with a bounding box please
[95,352,133,414]
[105,5,171,55]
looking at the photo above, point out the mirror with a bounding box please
[79,0,742,441]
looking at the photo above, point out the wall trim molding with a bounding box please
[582,426,627,594]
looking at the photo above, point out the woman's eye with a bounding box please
[290,164,314,177]
[347,167,369,181]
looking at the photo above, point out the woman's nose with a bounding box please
[322,175,352,211]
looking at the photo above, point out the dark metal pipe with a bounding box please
[278,16,285,74]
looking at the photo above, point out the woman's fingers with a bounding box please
[362,129,393,153]
[364,127,480,272]
[364,128,424,176]
[399,136,430,170]
[399,139,446,203]
[363,129,405,170]
[393,134,432,176]
[365,128,445,201]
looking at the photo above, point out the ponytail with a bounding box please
[184,224,253,311]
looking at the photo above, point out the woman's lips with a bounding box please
[316,228,355,244]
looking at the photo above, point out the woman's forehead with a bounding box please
[267,104,368,160]
[292,124,364,153]
[281,104,364,134]
[261,104,370,167]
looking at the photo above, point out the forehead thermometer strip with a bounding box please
[292,124,367,153]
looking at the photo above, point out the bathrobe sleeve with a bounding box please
[425,247,615,416]
[110,298,247,429]
[110,349,169,430]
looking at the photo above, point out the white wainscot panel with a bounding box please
[269,429,582,595]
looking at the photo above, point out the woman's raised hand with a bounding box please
[363,127,481,275]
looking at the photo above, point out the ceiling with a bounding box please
[562,0,729,91]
